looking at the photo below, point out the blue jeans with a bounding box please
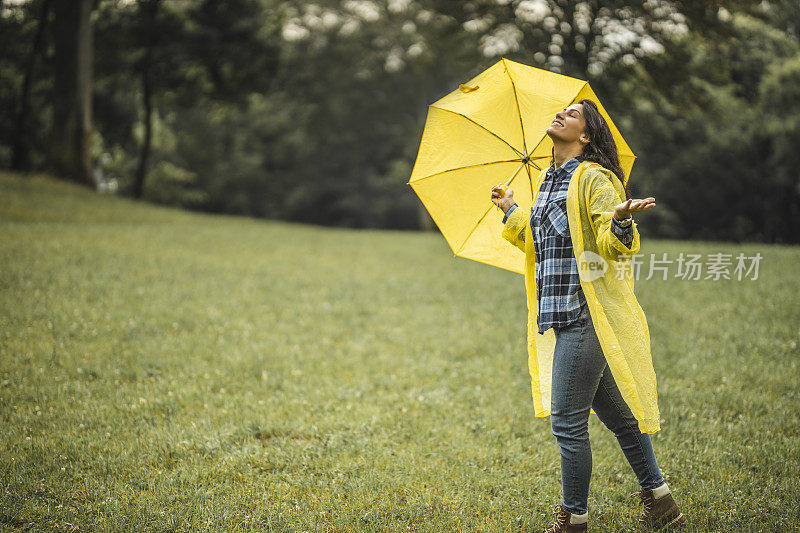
[550,303,665,515]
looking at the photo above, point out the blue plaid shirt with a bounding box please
[503,157,633,334]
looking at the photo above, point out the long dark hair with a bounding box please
[562,98,631,200]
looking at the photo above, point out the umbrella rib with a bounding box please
[455,162,526,256]
[524,140,555,159]
[505,64,528,156]
[430,106,524,157]
[409,159,522,184]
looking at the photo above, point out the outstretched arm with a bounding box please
[588,178,655,260]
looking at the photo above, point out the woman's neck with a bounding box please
[552,141,585,169]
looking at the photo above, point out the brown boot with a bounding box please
[542,504,588,532]
[630,485,686,531]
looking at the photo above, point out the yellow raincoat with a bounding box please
[501,160,660,434]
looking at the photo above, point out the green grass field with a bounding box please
[1,172,799,532]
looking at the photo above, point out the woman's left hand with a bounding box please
[614,197,656,221]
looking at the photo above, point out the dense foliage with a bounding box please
[1,0,798,241]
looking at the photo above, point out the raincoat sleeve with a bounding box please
[501,204,527,253]
[502,204,518,223]
[586,171,641,261]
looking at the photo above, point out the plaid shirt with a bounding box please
[503,157,633,334]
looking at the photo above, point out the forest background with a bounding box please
[2,0,799,243]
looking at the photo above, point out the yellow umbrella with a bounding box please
[408,58,635,274]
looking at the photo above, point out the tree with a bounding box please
[10,0,51,172]
[50,0,94,186]
[132,0,160,199]
[608,6,800,243]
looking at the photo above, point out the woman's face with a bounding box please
[546,103,588,145]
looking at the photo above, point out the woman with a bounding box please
[490,99,686,532]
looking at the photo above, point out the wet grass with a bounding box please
[1,172,798,531]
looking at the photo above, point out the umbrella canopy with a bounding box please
[408,58,635,274]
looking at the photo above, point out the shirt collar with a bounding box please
[546,155,586,181]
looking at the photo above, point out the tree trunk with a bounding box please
[11,0,52,172]
[133,0,160,199]
[50,0,94,186]
[133,62,152,199]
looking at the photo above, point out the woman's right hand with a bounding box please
[491,184,515,213]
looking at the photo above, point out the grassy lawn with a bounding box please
[1,172,798,532]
